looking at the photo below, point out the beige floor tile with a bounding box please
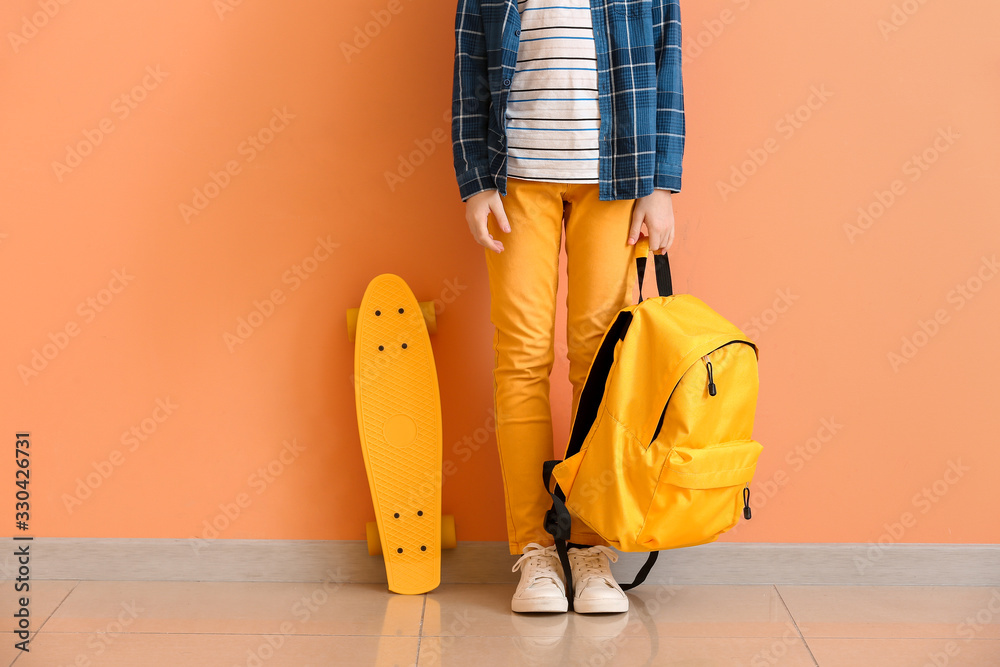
[416,635,817,667]
[1,641,24,667]
[806,638,1000,666]
[422,584,798,638]
[8,632,418,667]
[40,581,424,637]
[777,585,1000,639]
[0,579,78,633]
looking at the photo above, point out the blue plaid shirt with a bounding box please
[451,0,684,202]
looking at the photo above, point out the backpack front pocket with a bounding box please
[636,439,762,550]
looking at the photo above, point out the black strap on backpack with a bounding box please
[542,460,575,610]
[635,241,673,303]
[541,238,673,604]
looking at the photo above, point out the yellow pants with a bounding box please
[483,176,641,555]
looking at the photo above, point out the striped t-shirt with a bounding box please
[505,0,600,183]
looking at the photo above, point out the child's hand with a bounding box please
[465,189,511,254]
[628,189,675,254]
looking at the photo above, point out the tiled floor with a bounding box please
[3,580,999,666]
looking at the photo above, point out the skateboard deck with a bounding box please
[352,273,444,594]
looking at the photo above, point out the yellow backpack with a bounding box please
[543,237,763,597]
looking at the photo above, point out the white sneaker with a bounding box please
[511,543,568,613]
[568,545,628,613]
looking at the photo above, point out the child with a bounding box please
[451,0,684,613]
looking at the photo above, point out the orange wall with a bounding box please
[2,0,997,546]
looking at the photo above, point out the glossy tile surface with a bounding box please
[41,580,424,636]
[1,579,78,633]
[416,635,818,667]
[11,633,418,667]
[778,585,1000,639]
[423,583,797,637]
[5,581,999,666]
[806,638,1000,667]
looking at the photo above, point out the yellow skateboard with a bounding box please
[348,274,455,594]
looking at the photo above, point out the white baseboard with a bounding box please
[5,539,998,586]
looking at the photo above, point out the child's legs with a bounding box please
[483,177,565,555]
[483,177,639,555]
[564,184,639,427]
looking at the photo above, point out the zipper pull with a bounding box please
[743,484,752,520]
[703,356,717,396]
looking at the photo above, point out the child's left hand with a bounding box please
[627,189,676,254]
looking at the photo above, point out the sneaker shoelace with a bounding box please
[569,545,619,582]
[512,543,563,588]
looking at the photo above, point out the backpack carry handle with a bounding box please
[634,235,673,302]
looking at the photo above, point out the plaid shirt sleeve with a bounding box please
[452,0,494,202]
[652,0,684,193]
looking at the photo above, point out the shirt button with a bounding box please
[515,29,520,35]
[503,78,511,87]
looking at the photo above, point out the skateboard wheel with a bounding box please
[441,514,456,550]
[346,307,360,342]
[366,521,382,556]
[418,301,437,335]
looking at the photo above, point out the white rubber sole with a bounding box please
[511,596,569,613]
[573,596,629,614]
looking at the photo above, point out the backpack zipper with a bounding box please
[649,339,754,445]
[702,355,717,396]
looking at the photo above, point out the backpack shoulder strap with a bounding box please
[565,310,633,460]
